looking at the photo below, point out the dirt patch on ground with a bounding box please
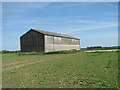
[2,56,47,67]
[2,61,30,67]
[84,49,118,53]
[2,53,78,71]
[2,54,64,67]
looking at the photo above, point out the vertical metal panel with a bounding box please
[20,30,80,52]
[44,35,54,52]
[20,37,23,52]
[44,35,80,52]
[21,30,44,52]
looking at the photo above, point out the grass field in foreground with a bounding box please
[2,51,118,88]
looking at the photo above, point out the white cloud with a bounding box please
[50,2,96,9]
[56,21,118,34]
[46,18,95,24]
[71,20,95,23]
[78,22,117,31]
[2,2,50,14]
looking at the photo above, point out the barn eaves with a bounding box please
[23,29,80,40]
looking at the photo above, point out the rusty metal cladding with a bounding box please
[20,29,80,52]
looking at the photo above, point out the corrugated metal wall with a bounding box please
[21,30,80,52]
[44,35,54,52]
[20,30,44,52]
[45,35,80,52]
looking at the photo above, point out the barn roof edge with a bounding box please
[31,29,80,40]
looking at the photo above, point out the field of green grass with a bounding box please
[2,51,118,88]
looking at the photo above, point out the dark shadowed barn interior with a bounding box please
[20,29,80,52]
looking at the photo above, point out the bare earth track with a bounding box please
[3,49,118,71]
[2,61,29,67]
[2,53,78,71]
[84,49,118,52]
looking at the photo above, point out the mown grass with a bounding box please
[2,51,118,88]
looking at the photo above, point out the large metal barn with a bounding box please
[20,29,80,52]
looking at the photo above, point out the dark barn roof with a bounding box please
[21,29,80,40]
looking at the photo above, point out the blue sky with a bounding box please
[2,2,118,51]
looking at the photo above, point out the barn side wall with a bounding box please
[44,35,54,52]
[20,30,44,52]
[45,35,80,52]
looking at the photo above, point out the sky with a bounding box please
[2,2,118,51]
